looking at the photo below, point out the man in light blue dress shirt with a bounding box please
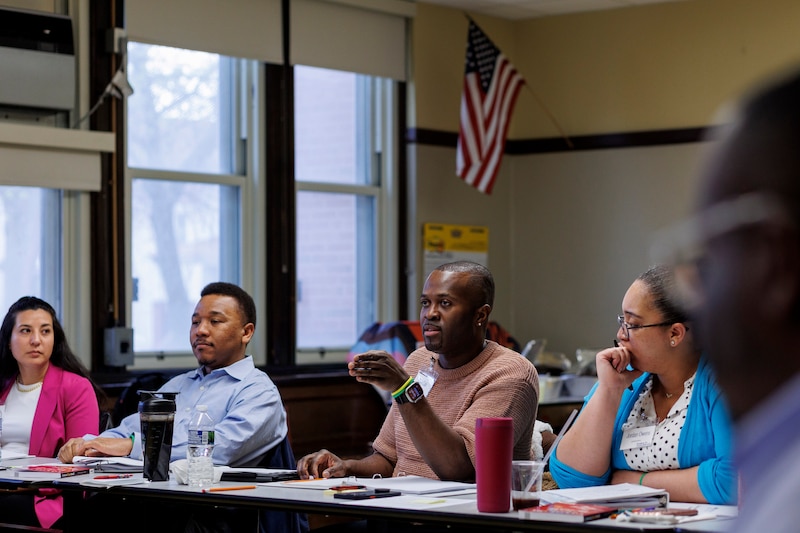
[58,282,305,532]
[59,281,287,466]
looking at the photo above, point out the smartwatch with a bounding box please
[395,382,424,404]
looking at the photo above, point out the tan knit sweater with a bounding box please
[372,341,539,480]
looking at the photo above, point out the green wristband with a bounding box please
[639,472,647,485]
[392,377,414,399]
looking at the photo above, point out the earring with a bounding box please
[477,322,482,327]
[670,340,675,346]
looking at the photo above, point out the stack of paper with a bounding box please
[0,451,34,460]
[281,475,475,495]
[540,483,669,510]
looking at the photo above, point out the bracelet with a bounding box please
[392,377,414,399]
[129,433,135,447]
[638,472,647,485]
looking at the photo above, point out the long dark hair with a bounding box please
[0,296,104,402]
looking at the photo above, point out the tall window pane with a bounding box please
[128,42,242,358]
[131,180,238,352]
[295,66,367,186]
[295,65,380,353]
[127,43,233,174]
[296,191,375,348]
[0,187,60,314]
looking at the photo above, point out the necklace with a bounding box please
[16,379,43,393]
[655,377,681,399]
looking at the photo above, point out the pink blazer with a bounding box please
[1,365,100,528]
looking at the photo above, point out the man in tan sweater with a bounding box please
[297,261,539,482]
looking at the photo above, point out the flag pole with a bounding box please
[523,83,574,149]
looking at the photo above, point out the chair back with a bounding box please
[111,372,169,427]
[258,435,309,533]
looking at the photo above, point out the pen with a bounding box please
[202,485,257,493]
[94,474,134,480]
[614,339,635,391]
[330,484,367,491]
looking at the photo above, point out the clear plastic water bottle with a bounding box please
[186,405,215,487]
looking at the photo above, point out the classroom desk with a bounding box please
[47,474,736,533]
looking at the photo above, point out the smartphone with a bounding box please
[334,489,402,500]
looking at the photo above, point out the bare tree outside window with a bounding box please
[127,43,239,354]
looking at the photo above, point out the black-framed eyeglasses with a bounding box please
[617,315,673,340]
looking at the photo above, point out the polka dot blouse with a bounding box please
[622,372,696,472]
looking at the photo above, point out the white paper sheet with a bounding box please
[0,451,35,460]
[279,475,476,495]
[332,494,472,509]
[541,483,668,504]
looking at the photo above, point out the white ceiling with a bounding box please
[420,0,692,20]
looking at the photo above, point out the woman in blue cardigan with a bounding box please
[550,265,737,505]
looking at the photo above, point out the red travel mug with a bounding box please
[475,417,513,513]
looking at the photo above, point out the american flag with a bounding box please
[457,21,525,195]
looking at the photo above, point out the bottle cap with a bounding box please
[138,391,178,413]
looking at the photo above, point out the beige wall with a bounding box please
[406,144,516,330]
[413,0,800,137]
[408,0,800,359]
[507,142,712,356]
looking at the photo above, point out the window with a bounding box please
[126,48,398,368]
[294,65,398,362]
[127,43,253,366]
[0,187,61,313]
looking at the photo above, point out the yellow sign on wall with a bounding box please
[423,223,489,278]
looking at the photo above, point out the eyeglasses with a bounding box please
[617,315,673,340]
[649,192,793,311]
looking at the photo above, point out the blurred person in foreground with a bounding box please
[550,265,737,505]
[297,261,539,482]
[660,68,800,531]
[0,296,102,529]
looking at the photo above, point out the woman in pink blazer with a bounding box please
[0,296,102,529]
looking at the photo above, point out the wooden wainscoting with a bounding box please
[273,372,389,460]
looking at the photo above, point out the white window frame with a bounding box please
[294,74,399,365]
[123,50,264,369]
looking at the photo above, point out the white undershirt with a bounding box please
[0,382,42,455]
